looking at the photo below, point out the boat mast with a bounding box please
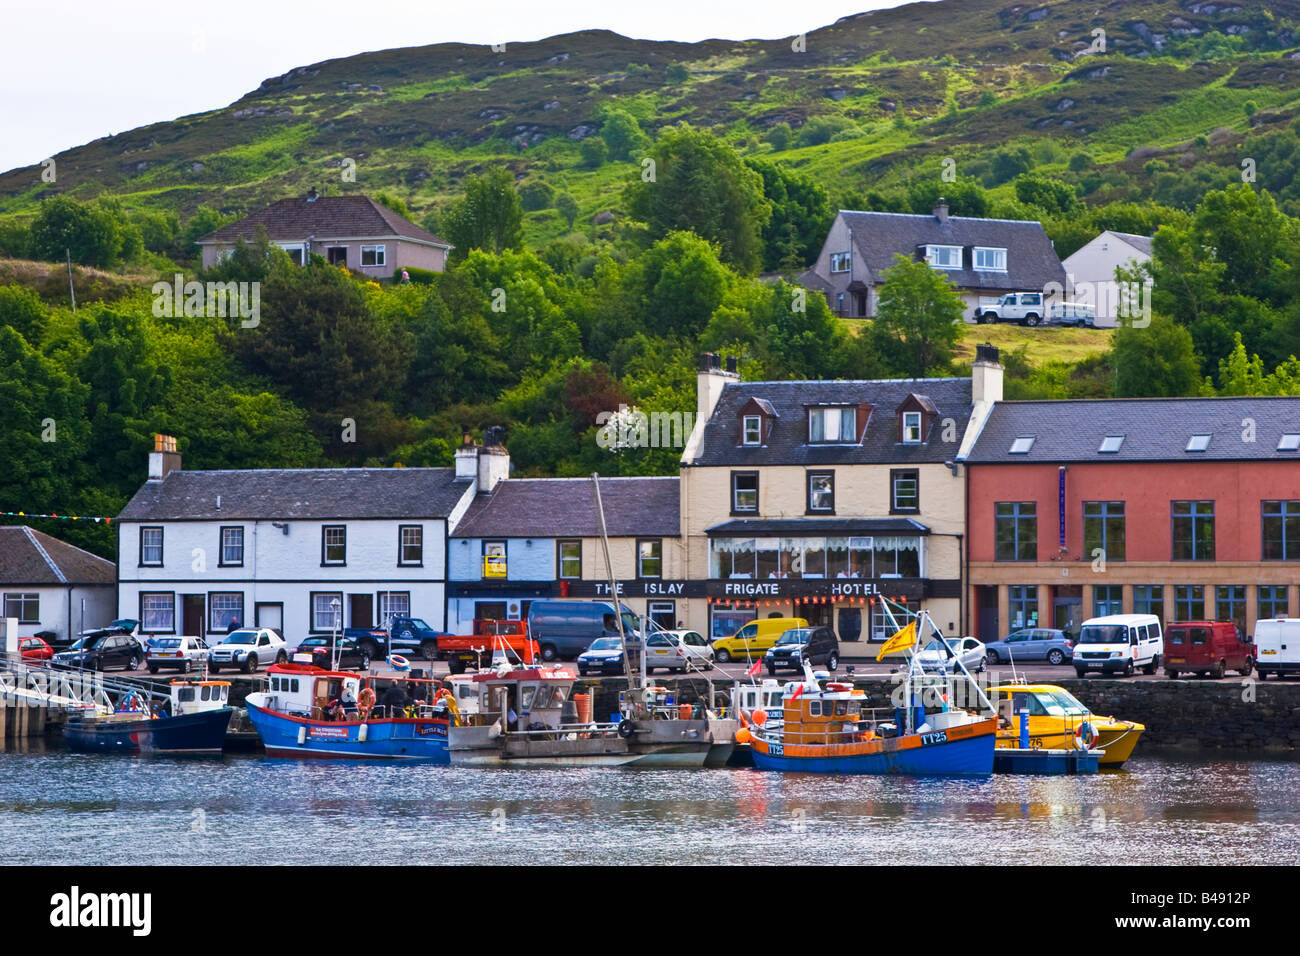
[591,473,646,719]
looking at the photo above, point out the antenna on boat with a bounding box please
[591,474,646,719]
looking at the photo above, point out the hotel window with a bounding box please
[360,244,386,267]
[377,591,411,625]
[483,541,507,578]
[1216,586,1247,633]
[808,406,856,443]
[140,526,164,566]
[924,244,963,269]
[219,526,244,567]
[140,592,175,633]
[1262,500,1300,560]
[1258,585,1289,620]
[1093,585,1123,618]
[398,525,424,566]
[321,525,347,565]
[1171,501,1215,561]
[732,471,759,514]
[3,593,39,624]
[648,601,676,630]
[209,592,244,633]
[902,411,923,443]
[874,537,921,577]
[891,470,919,514]
[995,502,1037,561]
[1083,501,1126,562]
[312,592,344,633]
[807,472,835,513]
[557,540,582,579]
[1174,585,1204,621]
[1133,585,1164,623]
[972,247,1007,272]
[637,539,663,579]
[1008,585,1039,629]
[742,415,762,446]
[712,539,756,579]
[830,252,851,273]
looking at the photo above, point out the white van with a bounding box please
[1072,613,1163,677]
[1253,618,1300,679]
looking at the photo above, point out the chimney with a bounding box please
[454,429,478,481]
[478,428,510,494]
[934,198,949,223]
[972,343,1003,405]
[148,434,182,481]
[683,352,740,463]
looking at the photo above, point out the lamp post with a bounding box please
[330,598,341,671]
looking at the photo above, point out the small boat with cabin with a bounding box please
[63,680,233,755]
[990,682,1144,768]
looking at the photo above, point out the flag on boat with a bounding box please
[746,656,763,676]
[876,621,916,661]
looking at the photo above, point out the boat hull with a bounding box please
[64,708,233,755]
[246,702,450,762]
[995,722,1144,767]
[750,718,997,776]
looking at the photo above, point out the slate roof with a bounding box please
[706,517,929,536]
[1107,231,1153,257]
[118,468,469,521]
[688,378,973,467]
[967,397,1300,464]
[0,526,115,586]
[836,209,1066,292]
[198,195,451,247]
[454,477,680,538]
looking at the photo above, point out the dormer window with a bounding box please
[924,244,962,270]
[742,416,762,445]
[902,412,923,444]
[830,252,851,273]
[973,247,1007,272]
[808,406,856,443]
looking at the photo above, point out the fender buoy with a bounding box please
[388,654,410,672]
[1074,720,1099,750]
[734,727,751,745]
[617,719,636,739]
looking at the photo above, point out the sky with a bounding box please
[0,0,917,174]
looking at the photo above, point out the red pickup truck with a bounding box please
[441,619,539,674]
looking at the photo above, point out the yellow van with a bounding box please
[713,617,808,663]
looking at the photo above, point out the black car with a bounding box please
[764,626,839,674]
[293,636,372,671]
[53,632,144,671]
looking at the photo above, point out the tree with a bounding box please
[621,232,731,338]
[1111,312,1205,397]
[600,109,648,161]
[625,125,772,274]
[868,255,964,377]
[1013,174,1080,215]
[29,196,123,268]
[441,168,524,260]
[579,136,609,169]
[905,179,990,218]
[518,180,555,211]
[555,193,580,230]
[988,146,1033,186]
[0,285,47,342]
[182,205,236,257]
[373,191,411,218]
[745,158,833,272]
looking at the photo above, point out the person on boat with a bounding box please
[380,681,407,717]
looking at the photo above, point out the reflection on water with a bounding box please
[1,750,1297,864]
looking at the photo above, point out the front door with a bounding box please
[182,594,205,637]
[976,586,999,643]
[795,601,833,628]
[1053,597,1082,636]
[349,594,374,630]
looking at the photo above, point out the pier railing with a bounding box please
[0,653,168,713]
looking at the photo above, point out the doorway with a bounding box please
[182,594,205,637]
[349,594,374,629]
[795,601,833,628]
[976,586,999,643]
[1053,587,1083,638]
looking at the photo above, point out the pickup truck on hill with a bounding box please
[343,616,448,661]
[972,292,1096,327]
[440,619,540,674]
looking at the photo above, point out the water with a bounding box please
[2,746,1297,865]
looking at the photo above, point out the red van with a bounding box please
[1164,621,1255,678]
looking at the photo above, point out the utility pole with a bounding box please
[66,249,76,311]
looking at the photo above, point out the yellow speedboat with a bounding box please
[990,684,1144,767]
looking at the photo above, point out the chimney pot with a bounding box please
[934,198,949,222]
[725,355,738,373]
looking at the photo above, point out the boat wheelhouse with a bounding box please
[63,679,233,754]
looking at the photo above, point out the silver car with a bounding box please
[646,630,715,673]
[915,636,986,673]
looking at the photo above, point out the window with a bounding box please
[1098,435,1124,453]
[321,526,347,565]
[648,601,676,630]
[1083,501,1126,562]
[1174,585,1204,621]
[1009,436,1035,455]
[398,525,423,566]
[902,411,922,443]
[1216,586,1247,633]
[637,539,663,579]
[732,472,759,514]
[830,252,851,273]
[360,244,386,267]
[557,540,582,579]
[973,247,1007,272]
[1262,501,1300,560]
[311,592,343,633]
[924,244,962,269]
[1278,434,1300,451]
[483,541,506,578]
[209,592,244,632]
[3,593,38,624]
[1093,585,1123,618]
[1185,434,1211,452]
[808,407,856,443]
[139,526,164,566]
[219,526,244,567]
[891,469,919,513]
[742,416,762,445]
[1259,585,1289,620]
[377,591,411,625]
[1008,586,1039,629]
[995,502,1037,561]
[140,592,175,633]
[1133,586,1164,623]
[807,472,835,514]
[1172,501,1215,561]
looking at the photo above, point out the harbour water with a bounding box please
[2,746,1296,865]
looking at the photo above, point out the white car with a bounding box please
[645,630,714,674]
[208,627,288,673]
[915,636,986,674]
[146,635,210,674]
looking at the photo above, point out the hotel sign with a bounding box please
[567,580,706,598]
[707,578,925,601]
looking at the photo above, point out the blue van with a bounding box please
[527,600,641,661]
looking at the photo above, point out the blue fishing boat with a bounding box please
[63,680,233,754]
[244,663,449,762]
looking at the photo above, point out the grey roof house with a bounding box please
[0,525,116,643]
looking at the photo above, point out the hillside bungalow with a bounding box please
[1061,230,1153,327]
[799,201,1066,320]
[196,189,451,278]
[0,526,116,643]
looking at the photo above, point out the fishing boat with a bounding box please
[63,680,233,755]
[989,683,1145,768]
[244,664,449,761]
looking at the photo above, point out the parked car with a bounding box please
[984,628,1075,666]
[345,616,447,661]
[915,636,986,673]
[65,619,139,653]
[654,630,715,670]
[1072,614,1163,677]
[1164,621,1253,679]
[527,600,641,661]
[763,626,839,675]
[292,636,372,671]
[577,637,626,676]
[713,617,809,663]
[973,291,1045,326]
[145,636,210,674]
[53,632,144,671]
[18,636,53,661]
[208,627,288,673]
[1255,618,1300,679]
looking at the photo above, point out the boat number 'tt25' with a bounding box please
[920,731,948,746]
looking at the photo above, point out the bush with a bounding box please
[519,180,555,211]
[399,266,439,285]
[796,115,857,147]
[579,136,609,168]
[666,64,689,84]
[765,123,793,150]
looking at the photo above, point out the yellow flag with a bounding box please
[876,621,917,661]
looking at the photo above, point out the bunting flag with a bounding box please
[876,621,917,661]
[2,510,112,524]
[746,656,763,677]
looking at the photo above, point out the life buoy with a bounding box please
[357,687,376,716]
[388,654,410,672]
[1074,720,1099,750]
